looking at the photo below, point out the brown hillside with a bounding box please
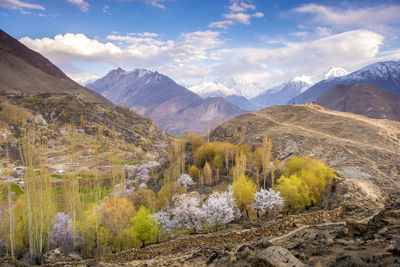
[211,104,400,200]
[0,29,112,106]
[316,83,400,121]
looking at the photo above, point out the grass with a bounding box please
[11,184,24,195]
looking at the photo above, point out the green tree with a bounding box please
[232,174,257,217]
[130,206,159,248]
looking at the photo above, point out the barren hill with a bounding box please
[316,83,400,121]
[0,29,111,106]
[211,104,400,199]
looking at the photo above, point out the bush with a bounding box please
[275,156,335,212]
[132,189,157,213]
[157,182,186,210]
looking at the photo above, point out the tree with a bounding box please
[49,212,73,251]
[187,132,205,151]
[130,206,159,248]
[252,189,284,218]
[177,173,195,189]
[275,156,335,212]
[171,197,205,233]
[100,197,134,251]
[232,174,257,217]
[203,162,212,185]
[188,165,200,180]
[154,210,175,232]
[157,182,186,210]
[132,189,157,213]
[203,190,238,228]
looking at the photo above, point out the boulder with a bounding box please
[255,246,306,267]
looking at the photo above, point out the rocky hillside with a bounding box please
[290,61,400,104]
[87,68,244,134]
[0,30,172,163]
[316,83,400,121]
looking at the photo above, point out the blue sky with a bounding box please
[1,0,400,91]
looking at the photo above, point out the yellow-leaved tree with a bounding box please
[275,156,335,213]
[232,174,257,217]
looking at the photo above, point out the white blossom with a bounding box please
[177,173,195,189]
[171,197,205,232]
[154,210,175,232]
[252,188,284,216]
[203,190,239,227]
[138,182,147,190]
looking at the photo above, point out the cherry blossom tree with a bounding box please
[154,210,175,232]
[177,173,195,189]
[203,190,239,228]
[49,212,73,251]
[171,197,205,233]
[252,188,284,218]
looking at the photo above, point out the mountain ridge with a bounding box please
[289,61,400,104]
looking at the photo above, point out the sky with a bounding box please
[1,0,400,92]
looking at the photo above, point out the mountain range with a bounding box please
[87,69,244,134]
[289,61,400,105]
[316,83,400,121]
[250,77,312,108]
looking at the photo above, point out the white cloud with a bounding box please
[0,0,44,11]
[103,5,109,13]
[116,0,169,9]
[292,31,308,37]
[209,0,263,29]
[293,3,400,29]
[315,26,332,37]
[228,0,255,12]
[67,0,89,12]
[223,11,263,25]
[211,30,385,86]
[20,29,398,93]
[20,31,222,83]
[208,20,234,29]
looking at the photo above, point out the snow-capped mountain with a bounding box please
[324,67,349,80]
[215,77,264,99]
[189,78,258,111]
[189,79,236,98]
[289,61,400,105]
[251,77,312,108]
[87,68,244,134]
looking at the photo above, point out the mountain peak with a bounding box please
[291,75,313,85]
[324,67,349,80]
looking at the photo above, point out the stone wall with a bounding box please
[48,207,343,266]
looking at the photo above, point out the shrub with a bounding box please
[157,182,186,210]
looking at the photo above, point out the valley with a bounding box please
[1,2,400,265]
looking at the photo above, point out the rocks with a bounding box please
[255,246,306,267]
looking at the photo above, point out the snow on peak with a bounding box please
[214,77,263,98]
[189,79,237,98]
[291,75,313,85]
[324,67,349,79]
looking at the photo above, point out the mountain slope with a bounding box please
[0,30,112,107]
[0,30,171,159]
[289,61,400,104]
[210,104,400,202]
[316,83,400,121]
[251,78,311,108]
[88,69,244,134]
